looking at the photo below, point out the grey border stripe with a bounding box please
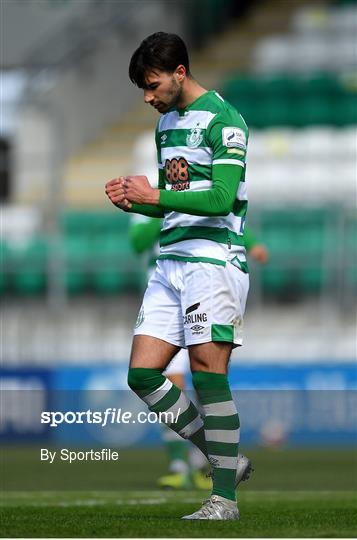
[209,455,238,469]
[165,392,191,419]
[143,379,173,407]
[178,414,203,439]
[203,400,237,417]
[205,429,239,443]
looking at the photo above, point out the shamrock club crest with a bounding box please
[186,126,203,148]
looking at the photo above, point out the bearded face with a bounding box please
[143,70,184,113]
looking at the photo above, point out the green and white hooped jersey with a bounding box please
[156,90,249,270]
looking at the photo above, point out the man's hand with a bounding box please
[105,177,132,211]
[124,175,160,205]
[249,244,269,264]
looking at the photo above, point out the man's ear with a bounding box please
[175,64,186,82]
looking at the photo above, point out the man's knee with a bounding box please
[189,342,232,373]
[127,367,165,396]
[189,344,211,371]
[130,335,180,369]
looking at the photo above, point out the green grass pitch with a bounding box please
[1,447,357,537]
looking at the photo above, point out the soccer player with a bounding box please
[106,32,252,520]
[130,215,268,490]
[130,213,211,490]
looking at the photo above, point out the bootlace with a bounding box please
[199,496,223,517]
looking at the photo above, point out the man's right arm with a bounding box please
[105,177,165,218]
[129,203,165,218]
[106,126,165,217]
[129,168,166,217]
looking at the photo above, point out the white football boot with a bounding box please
[235,453,253,487]
[206,454,253,487]
[182,454,252,519]
[182,494,239,520]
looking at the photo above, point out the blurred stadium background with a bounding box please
[1,0,356,456]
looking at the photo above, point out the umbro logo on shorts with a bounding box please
[191,325,204,332]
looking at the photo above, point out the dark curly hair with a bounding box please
[129,32,190,88]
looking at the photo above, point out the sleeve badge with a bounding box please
[222,127,246,149]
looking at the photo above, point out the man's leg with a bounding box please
[189,341,240,502]
[162,349,191,488]
[127,335,208,459]
[158,372,191,489]
[157,368,213,490]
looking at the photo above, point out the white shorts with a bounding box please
[134,259,249,348]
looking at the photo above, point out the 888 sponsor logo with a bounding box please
[165,157,190,191]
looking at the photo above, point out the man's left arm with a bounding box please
[124,116,248,217]
[158,163,243,216]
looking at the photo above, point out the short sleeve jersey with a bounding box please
[155,90,249,270]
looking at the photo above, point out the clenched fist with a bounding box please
[105,175,159,209]
[105,177,132,211]
[124,175,160,205]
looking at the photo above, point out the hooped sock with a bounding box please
[128,368,207,458]
[192,371,239,502]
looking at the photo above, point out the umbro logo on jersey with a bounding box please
[185,302,200,315]
[161,134,167,144]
